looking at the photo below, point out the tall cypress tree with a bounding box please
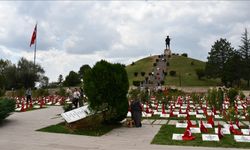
[238,28,250,87]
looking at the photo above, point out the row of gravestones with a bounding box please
[172,121,250,142]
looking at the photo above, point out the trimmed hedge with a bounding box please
[169,70,176,76]
[133,81,141,86]
[0,98,15,122]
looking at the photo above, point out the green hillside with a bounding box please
[165,55,219,86]
[126,55,157,85]
[126,55,220,86]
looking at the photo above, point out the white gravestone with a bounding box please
[61,105,90,123]
[176,123,187,128]
[172,134,184,140]
[181,106,187,109]
[240,116,246,119]
[142,113,152,117]
[234,135,250,142]
[160,114,170,118]
[197,110,204,114]
[223,124,239,129]
[202,134,219,141]
[196,114,206,119]
[173,111,179,115]
[189,111,196,115]
[241,129,250,135]
[199,123,212,128]
[178,114,187,118]
[154,111,162,115]
[190,127,201,133]
[215,115,223,119]
[175,104,181,108]
[237,105,243,110]
[214,128,231,134]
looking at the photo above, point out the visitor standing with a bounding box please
[131,97,142,127]
[79,87,84,107]
[25,88,32,104]
[72,88,80,108]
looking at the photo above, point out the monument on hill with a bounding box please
[164,35,172,57]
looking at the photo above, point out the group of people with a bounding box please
[66,87,85,108]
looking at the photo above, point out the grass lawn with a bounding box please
[37,122,121,136]
[165,55,220,86]
[151,125,250,148]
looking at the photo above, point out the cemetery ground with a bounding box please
[0,106,248,150]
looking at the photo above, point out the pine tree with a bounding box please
[238,28,250,87]
[205,38,234,86]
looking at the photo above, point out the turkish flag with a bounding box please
[30,24,37,47]
[218,123,224,139]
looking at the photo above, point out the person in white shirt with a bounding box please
[72,88,80,108]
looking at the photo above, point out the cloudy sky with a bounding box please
[0,1,249,82]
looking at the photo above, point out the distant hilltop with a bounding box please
[126,53,220,87]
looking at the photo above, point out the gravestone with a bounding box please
[176,123,187,128]
[234,135,250,142]
[172,133,184,140]
[202,134,219,141]
[214,128,230,134]
[190,127,201,133]
[241,129,250,135]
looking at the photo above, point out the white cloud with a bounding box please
[0,1,249,81]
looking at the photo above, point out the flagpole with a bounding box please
[34,23,37,67]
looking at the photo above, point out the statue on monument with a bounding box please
[165,35,170,49]
[164,35,172,57]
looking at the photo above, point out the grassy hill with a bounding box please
[126,54,220,86]
[126,55,157,85]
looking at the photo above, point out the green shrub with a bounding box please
[133,81,141,87]
[134,72,138,77]
[58,86,66,96]
[239,91,245,99]
[0,88,5,97]
[63,103,73,112]
[227,88,238,106]
[195,68,205,80]
[181,53,188,57]
[84,60,129,124]
[169,70,176,76]
[0,98,15,122]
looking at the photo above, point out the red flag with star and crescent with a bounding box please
[30,24,37,47]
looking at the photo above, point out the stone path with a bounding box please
[0,106,247,150]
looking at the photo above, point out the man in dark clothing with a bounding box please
[131,99,142,127]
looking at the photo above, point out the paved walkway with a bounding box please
[0,107,246,150]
